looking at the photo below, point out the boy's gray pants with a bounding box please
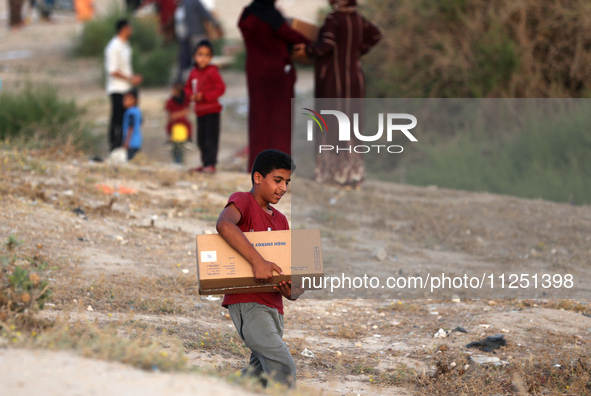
[227,302,296,387]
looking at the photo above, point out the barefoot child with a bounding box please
[216,149,299,388]
[122,88,142,161]
[184,39,225,173]
[165,82,192,164]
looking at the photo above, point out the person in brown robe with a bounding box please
[239,0,310,172]
[305,0,382,187]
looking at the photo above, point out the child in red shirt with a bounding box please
[184,40,226,174]
[165,82,192,164]
[216,149,300,388]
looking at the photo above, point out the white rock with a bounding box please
[470,355,508,366]
[301,348,315,358]
[434,328,447,338]
[375,248,387,261]
[86,305,94,312]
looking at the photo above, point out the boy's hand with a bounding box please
[252,259,283,283]
[195,92,203,102]
[274,281,304,300]
[131,75,143,86]
[293,44,307,57]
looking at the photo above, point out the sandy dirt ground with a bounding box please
[1,5,591,396]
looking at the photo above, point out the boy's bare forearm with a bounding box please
[216,204,283,282]
[124,128,133,146]
[216,219,264,267]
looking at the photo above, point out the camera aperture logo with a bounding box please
[302,108,418,154]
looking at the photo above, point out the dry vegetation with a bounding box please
[2,148,591,395]
[365,0,591,98]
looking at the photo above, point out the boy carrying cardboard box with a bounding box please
[215,149,299,388]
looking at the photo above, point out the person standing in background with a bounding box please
[153,0,177,43]
[104,19,143,151]
[122,89,143,161]
[8,0,25,29]
[175,0,219,80]
[74,0,94,22]
[184,40,226,173]
[239,0,310,172]
[38,0,54,21]
[304,0,382,187]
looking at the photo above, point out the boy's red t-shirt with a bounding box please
[221,191,289,315]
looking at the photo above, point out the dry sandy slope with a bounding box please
[0,348,261,396]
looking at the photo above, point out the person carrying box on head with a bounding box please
[215,149,301,388]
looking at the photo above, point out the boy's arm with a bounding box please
[305,15,338,58]
[275,281,304,301]
[216,203,284,283]
[360,17,382,56]
[123,126,133,149]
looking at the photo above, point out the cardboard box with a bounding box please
[287,18,319,64]
[196,229,324,295]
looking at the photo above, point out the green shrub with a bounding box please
[402,106,591,205]
[131,17,161,52]
[73,10,121,58]
[1,236,53,323]
[0,85,94,149]
[133,44,177,87]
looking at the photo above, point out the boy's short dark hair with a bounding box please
[126,88,139,101]
[251,149,295,184]
[116,18,129,34]
[194,39,214,56]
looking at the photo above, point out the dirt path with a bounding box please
[2,5,591,396]
[0,348,262,396]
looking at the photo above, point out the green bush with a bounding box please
[134,45,177,86]
[1,235,53,323]
[131,17,161,52]
[0,85,94,149]
[73,12,121,57]
[402,106,591,205]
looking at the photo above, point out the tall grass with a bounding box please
[363,0,591,98]
[401,106,591,205]
[0,85,94,150]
